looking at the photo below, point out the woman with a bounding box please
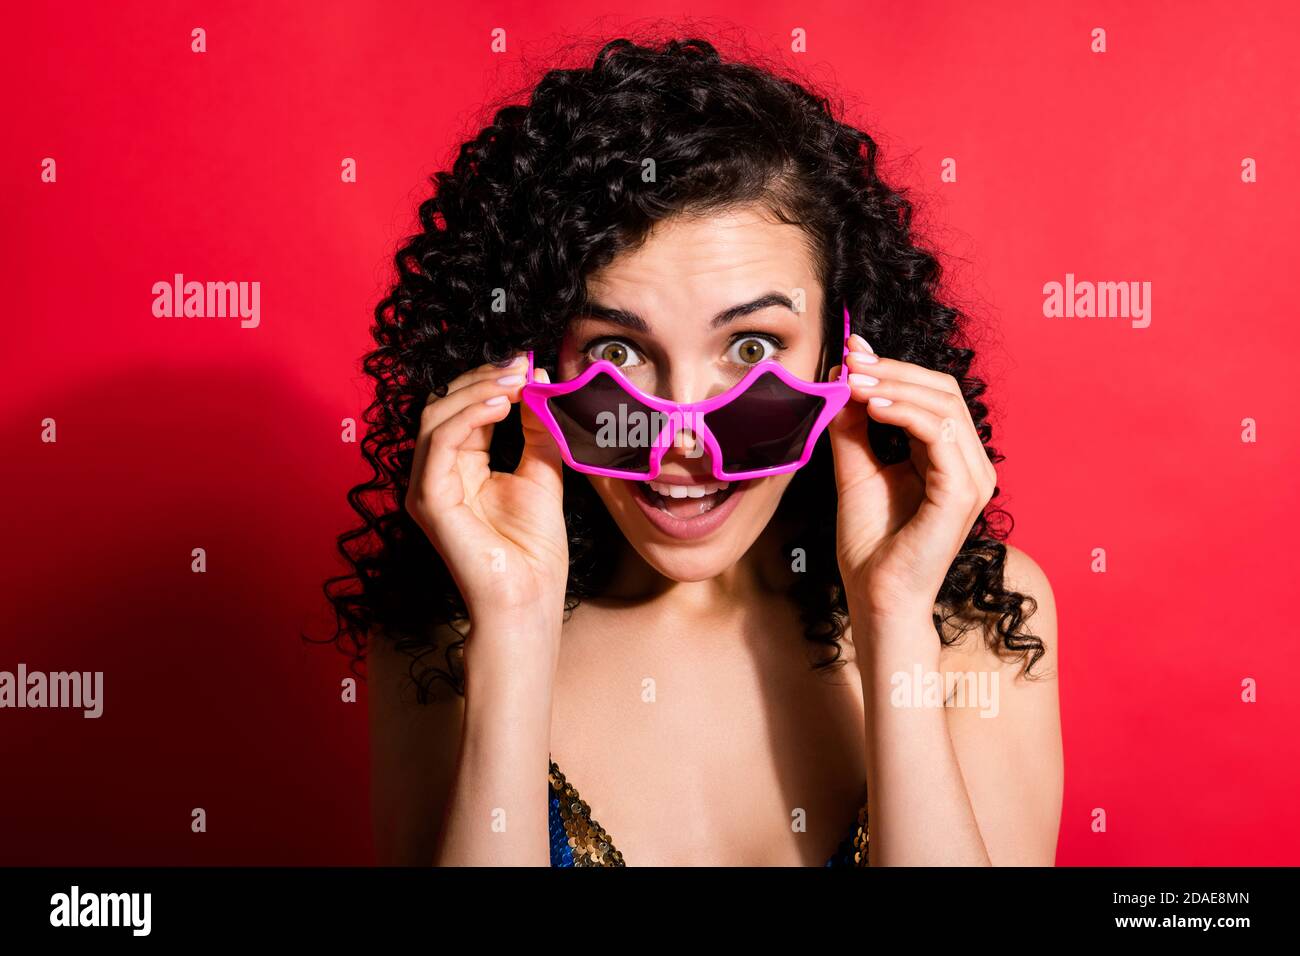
[324,36,1063,866]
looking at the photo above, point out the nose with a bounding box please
[658,365,713,407]
[655,366,721,467]
[658,421,706,467]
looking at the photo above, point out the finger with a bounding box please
[847,374,991,499]
[422,370,530,436]
[826,364,885,488]
[408,376,503,512]
[417,394,515,521]
[414,358,530,494]
[438,353,529,400]
[515,367,565,499]
[845,346,996,487]
[853,395,975,506]
[422,355,528,426]
[844,339,962,397]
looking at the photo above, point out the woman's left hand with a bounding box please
[827,333,997,631]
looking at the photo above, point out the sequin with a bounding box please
[824,802,871,868]
[547,756,869,867]
[549,760,626,867]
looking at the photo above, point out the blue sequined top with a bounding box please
[548,757,869,867]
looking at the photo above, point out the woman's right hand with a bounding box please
[405,354,568,643]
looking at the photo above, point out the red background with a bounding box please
[2,1,1297,865]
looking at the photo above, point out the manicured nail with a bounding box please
[849,373,879,387]
[868,396,893,407]
[496,374,525,386]
[850,350,879,364]
[484,395,509,406]
[850,333,875,354]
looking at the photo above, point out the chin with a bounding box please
[589,474,788,581]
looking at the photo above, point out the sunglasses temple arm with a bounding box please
[839,301,852,382]
[526,349,535,382]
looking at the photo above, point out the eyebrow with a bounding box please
[579,292,799,333]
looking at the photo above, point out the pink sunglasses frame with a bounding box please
[520,301,854,482]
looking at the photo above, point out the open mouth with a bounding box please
[636,478,739,518]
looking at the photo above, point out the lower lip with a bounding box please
[630,481,748,541]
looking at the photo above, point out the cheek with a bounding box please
[740,474,794,517]
[589,475,634,512]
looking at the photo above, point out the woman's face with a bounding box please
[556,204,828,582]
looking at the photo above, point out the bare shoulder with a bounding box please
[940,541,1058,680]
[1001,542,1058,667]
[941,542,1063,864]
[837,544,1062,863]
[367,626,466,865]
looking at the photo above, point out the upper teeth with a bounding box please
[646,480,729,499]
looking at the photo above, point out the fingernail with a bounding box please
[849,373,879,387]
[496,374,525,386]
[850,334,875,354]
[850,350,879,364]
[868,396,892,407]
[484,395,509,406]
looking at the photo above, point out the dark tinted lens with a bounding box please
[547,371,668,472]
[702,372,826,473]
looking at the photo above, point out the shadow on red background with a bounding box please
[3,363,372,865]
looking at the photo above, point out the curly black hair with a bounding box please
[312,34,1046,703]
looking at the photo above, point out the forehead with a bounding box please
[584,206,821,319]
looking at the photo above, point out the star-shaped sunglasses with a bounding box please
[520,301,853,481]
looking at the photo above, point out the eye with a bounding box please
[585,338,644,368]
[725,334,781,365]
